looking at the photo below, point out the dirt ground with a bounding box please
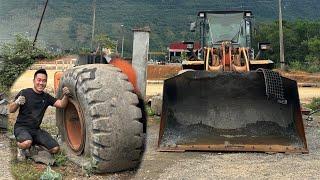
[135,116,320,179]
[278,70,320,83]
[147,64,181,80]
[0,133,14,179]
[5,68,320,179]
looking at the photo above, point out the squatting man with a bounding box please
[9,69,70,160]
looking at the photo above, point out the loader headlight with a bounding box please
[187,43,194,49]
[183,41,195,50]
[245,12,252,17]
[258,42,271,51]
[199,12,205,18]
[260,44,268,50]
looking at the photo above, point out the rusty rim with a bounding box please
[64,98,85,155]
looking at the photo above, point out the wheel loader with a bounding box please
[158,10,308,153]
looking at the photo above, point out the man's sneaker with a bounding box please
[17,148,26,161]
[24,148,32,157]
[16,148,32,161]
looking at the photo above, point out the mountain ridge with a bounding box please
[0,0,319,54]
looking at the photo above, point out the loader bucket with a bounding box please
[158,70,308,153]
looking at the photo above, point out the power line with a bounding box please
[33,0,49,46]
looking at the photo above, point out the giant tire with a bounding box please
[56,64,145,173]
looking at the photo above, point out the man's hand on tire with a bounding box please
[62,87,71,97]
[14,96,26,105]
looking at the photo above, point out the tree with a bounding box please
[305,37,320,72]
[93,33,116,50]
[253,20,320,72]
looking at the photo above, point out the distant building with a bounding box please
[168,42,201,62]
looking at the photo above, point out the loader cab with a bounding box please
[186,10,273,71]
[198,10,254,59]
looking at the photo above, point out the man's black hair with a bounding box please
[34,68,48,79]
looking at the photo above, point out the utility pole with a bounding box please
[33,0,49,47]
[91,0,96,50]
[279,0,285,70]
[121,24,124,57]
[115,40,118,54]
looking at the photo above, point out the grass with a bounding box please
[10,144,69,179]
[306,97,320,111]
[8,123,68,179]
[145,104,155,116]
[82,160,98,177]
[53,151,68,167]
[11,159,65,180]
[11,160,42,180]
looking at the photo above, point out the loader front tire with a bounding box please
[56,64,144,173]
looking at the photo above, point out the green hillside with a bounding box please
[0,0,320,56]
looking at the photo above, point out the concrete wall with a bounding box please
[132,28,150,99]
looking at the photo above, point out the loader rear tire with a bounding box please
[56,64,145,173]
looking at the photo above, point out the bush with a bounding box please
[288,60,320,73]
[306,65,320,73]
[305,55,320,72]
[0,85,8,94]
[40,166,62,180]
[78,47,92,55]
[289,60,305,71]
[0,34,50,90]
